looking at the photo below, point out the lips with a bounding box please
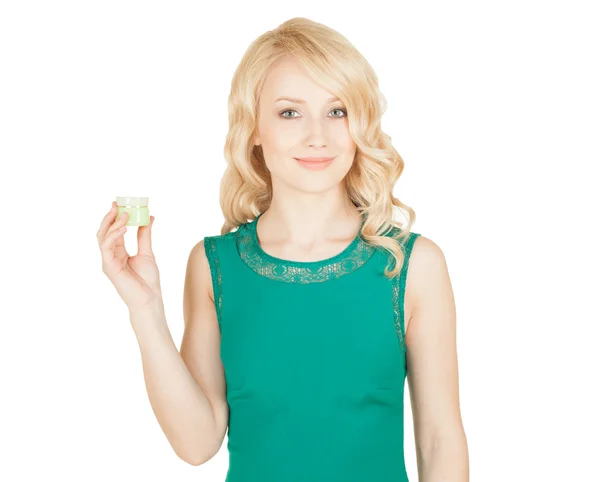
[294,157,335,163]
[295,156,335,171]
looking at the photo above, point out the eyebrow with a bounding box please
[274,96,341,104]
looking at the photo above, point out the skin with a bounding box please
[181,55,469,478]
[251,56,362,257]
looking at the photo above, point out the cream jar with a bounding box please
[116,196,150,227]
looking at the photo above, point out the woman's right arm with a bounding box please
[129,239,228,466]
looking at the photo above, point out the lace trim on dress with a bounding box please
[204,236,223,332]
[392,232,421,353]
[235,214,377,284]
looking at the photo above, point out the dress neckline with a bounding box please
[249,211,367,268]
[235,211,377,284]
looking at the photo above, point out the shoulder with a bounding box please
[410,235,445,264]
[406,234,449,285]
[188,229,237,270]
[201,227,241,253]
[184,238,213,303]
[203,220,250,243]
[186,228,236,303]
[189,226,243,281]
[379,224,423,256]
[405,234,453,313]
[378,223,438,259]
[202,230,238,243]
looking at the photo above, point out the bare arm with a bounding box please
[129,239,227,466]
[405,236,469,481]
[180,239,230,459]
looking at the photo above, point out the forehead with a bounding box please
[260,56,336,103]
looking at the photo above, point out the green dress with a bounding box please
[204,211,421,482]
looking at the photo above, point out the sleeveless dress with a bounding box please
[204,212,421,482]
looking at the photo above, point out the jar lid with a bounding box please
[116,196,149,206]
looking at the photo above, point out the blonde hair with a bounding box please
[216,17,417,279]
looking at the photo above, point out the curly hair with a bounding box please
[215,17,417,279]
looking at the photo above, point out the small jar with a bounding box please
[116,196,150,227]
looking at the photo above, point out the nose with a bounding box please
[305,118,327,148]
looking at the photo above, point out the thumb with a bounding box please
[137,215,154,257]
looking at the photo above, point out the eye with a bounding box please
[279,109,300,119]
[330,108,347,118]
[278,108,348,119]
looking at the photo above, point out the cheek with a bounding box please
[335,123,355,148]
[276,124,304,149]
[261,120,299,152]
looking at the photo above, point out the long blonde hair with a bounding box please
[216,17,417,279]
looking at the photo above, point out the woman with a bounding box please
[97,17,468,481]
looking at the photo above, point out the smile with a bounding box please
[295,157,335,170]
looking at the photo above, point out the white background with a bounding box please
[1,1,598,480]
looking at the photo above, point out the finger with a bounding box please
[113,223,129,259]
[106,211,129,238]
[137,215,154,257]
[100,224,127,264]
[97,201,119,239]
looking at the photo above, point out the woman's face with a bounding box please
[254,56,356,193]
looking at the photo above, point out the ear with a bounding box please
[254,136,261,146]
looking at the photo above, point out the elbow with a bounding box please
[186,457,207,467]
[177,443,219,466]
[172,413,225,466]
